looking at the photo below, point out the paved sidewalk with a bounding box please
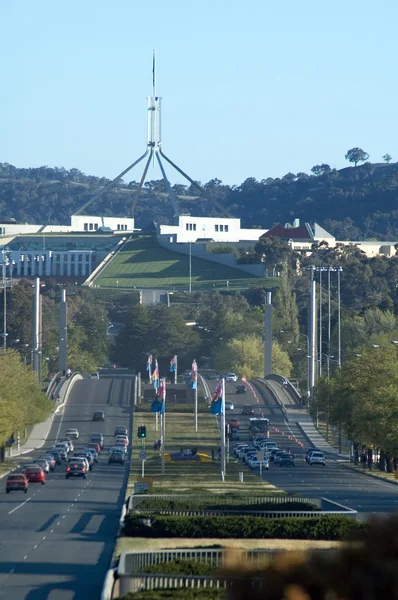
[6,373,83,459]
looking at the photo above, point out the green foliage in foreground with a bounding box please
[124,514,365,541]
[118,590,223,600]
[137,499,319,512]
[137,559,215,576]
[0,351,53,445]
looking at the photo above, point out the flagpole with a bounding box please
[221,377,226,481]
[148,362,152,384]
[161,377,166,475]
[174,356,177,385]
[194,384,198,432]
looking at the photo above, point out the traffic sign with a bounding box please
[139,450,147,461]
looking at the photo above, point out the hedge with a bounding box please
[118,590,223,600]
[124,514,366,540]
[137,499,319,513]
[137,559,215,576]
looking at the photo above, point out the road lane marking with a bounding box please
[8,497,31,515]
[50,529,54,533]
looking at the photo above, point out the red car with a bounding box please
[6,473,28,493]
[227,418,240,429]
[23,466,46,485]
[87,442,101,454]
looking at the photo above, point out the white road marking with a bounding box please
[8,498,31,515]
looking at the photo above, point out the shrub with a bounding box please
[137,559,215,576]
[118,590,223,600]
[137,499,319,513]
[124,514,366,541]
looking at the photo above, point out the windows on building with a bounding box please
[215,225,219,232]
[94,223,98,230]
[186,223,196,231]
[89,223,94,231]
[220,225,224,232]
[84,223,88,231]
[225,225,229,232]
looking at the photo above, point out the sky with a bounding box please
[1,0,397,187]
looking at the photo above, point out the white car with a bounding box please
[308,451,326,466]
[53,442,70,454]
[225,373,238,382]
[225,401,234,410]
[65,428,79,440]
[90,372,100,380]
[248,457,270,470]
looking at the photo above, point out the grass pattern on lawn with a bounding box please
[96,235,266,290]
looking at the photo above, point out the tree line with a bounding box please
[1,148,398,239]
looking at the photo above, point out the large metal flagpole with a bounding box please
[160,377,166,475]
[32,277,41,382]
[264,292,273,376]
[220,377,226,480]
[59,289,67,373]
[319,269,323,378]
[308,272,316,399]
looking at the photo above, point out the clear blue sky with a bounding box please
[1,0,397,186]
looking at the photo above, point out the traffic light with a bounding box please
[137,425,147,439]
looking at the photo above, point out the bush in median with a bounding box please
[124,513,366,540]
[137,559,215,576]
[137,498,319,513]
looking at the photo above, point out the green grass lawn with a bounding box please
[95,235,270,291]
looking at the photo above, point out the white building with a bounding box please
[0,215,135,237]
[159,216,267,243]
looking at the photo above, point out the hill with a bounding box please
[94,235,266,291]
[1,160,398,240]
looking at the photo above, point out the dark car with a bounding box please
[114,426,128,437]
[229,428,240,441]
[6,473,28,493]
[44,450,62,465]
[92,411,105,422]
[241,405,255,415]
[66,461,88,479]
[108,450,126,465]
[236,385,247,394]
[89,433,104,449]
[279,453,295,467]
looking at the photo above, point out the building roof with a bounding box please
[261,222,314,242]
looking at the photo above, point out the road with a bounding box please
[224,378,398,516]
[0,371,134,600]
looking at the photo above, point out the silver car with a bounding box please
[32,458,50,473]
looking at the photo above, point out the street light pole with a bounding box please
[189,242,192,293]
[2,248,7,353]
[337,267,342,367]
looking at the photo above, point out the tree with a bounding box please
[311,164,331,176]
[345,147,369,167]
[273,268,299,349]
[213,336,292,380]
[254,236,294,269]
[383,154,392,164]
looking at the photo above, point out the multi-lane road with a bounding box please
[224,379,398,516]
[0,372,134,600]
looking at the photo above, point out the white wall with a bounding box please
[70,215,134,232]
[240,228,268,241]
[0,224,42,236]
[176,216,241,242]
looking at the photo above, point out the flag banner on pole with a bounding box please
[191,359,198,390]
[152,358,159,389]
[151,377,166,413]
[146,354,152,372]
[169,355,177,372]
[210,380,223,415]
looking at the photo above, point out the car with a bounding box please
[32,458,50,473]
[305,448,322,463]
[225,401,234,411]
[308,451,326,466]
[74,452,93,470]
[71,455,90,471]
[51,444,68,460]
[225,373,238,382]
[83,447,98,462]
[236,385,246,394]
[273,451,285,465]
[66,461,88,479]
[23,466,46,484]
[279,453,295,467]
[90,372,100,380]
[241,405,255,415]
[59,438,74,452]
[248,457,270,470]
[108,450,126,465]
[44,450,62,465]
[53,441,70,453]
[65,428,79,439]
[6,473,28,493]
[111,443,128,455]
[227,418,240,430]
[228,428,240,441]
[40,454,56,471]
[89,433,104,448]
[233,443,248,457]
[269,448,281,461]
[87,442,101,454]
[115,435,129,445]
[242,449,257,463]
[92,411,105,422]
[114,426,128,437]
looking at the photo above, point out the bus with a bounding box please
[249,418,270,438]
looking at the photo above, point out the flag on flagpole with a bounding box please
[191,359,198,390]
[210,380,223,415]
[146,354,152,372]
[151,358,159,389]
[151,376,166,413]
[169,355,177,372]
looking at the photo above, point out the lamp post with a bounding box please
[189,242,192,293]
